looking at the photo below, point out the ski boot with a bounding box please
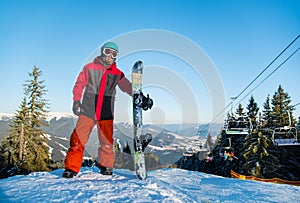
[99,165,113,175]
[62,169,77,178]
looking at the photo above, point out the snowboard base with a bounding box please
[133,133,152,180]
[134,151,146,180]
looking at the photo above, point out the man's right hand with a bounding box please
[72,100,81,116]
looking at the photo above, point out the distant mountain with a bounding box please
[0,113,14,121]
[0,112,222,166]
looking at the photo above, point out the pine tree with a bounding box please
[10,98,30,162]
[0,98,31,177]
[242,131,279,178]
[22,66,50,171]
[235,103,245,116]
[246,95,259,128]
[24,65,49,129]
[0,66,51,177]
[270,85,295,128]
[123,141,131,154]
[205,133,214,152]
[262,95,272,128]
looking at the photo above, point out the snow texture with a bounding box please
[0,167,299,203]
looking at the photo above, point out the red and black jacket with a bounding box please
[73,56,132,120]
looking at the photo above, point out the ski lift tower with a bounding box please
[230,97,239,118]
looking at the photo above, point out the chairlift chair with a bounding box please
[219,138,234,155]
[272,126,299,146]
[272,111,300,146]
[225,116,252,135]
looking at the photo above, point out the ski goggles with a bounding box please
[102,48,118,59]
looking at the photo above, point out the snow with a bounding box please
[0,113,14,121]
[55,136,69,141]
[0,168,299,203]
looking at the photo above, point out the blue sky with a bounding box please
[0,0,299,124]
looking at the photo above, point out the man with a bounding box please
[63,42,152,178]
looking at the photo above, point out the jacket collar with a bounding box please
[94,56,116,70]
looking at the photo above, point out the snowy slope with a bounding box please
[0,168,299,203]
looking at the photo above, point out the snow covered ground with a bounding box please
[0,167,299,203]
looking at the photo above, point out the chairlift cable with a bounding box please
[233,35,300,100]
[235,47,300,107]
[292,103,300,108]
[197,35,300,135]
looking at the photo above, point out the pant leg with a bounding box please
[97,120,114,168]
[64,115,95,173]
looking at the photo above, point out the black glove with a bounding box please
[134,92,153,111]
[72,100,81,116]
[141,93,153,111]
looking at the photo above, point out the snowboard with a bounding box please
[132,61,152,180]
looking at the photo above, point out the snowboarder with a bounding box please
[205,152,213,162]
[224,151,228,160]
[63,42,153,178]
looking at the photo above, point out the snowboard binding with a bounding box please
[134,133,152,151]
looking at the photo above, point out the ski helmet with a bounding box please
[101,42,119,53]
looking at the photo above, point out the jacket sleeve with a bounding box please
[72,66,89,101]
[118,72,132,96]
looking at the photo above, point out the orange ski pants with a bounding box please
[64,115,114,173]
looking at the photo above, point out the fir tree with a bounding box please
[270,85,295,127]
[24,65,49,129]
[262,95,272,128]
[0,66,51,178]
[246,95,259,128]
[0,98,31,177]
[123,141,131,154]
[242,131,279,178]
[22,65,50,172]
[205,133,214,152]
[10,98,30,162]
[235,103,245,116]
